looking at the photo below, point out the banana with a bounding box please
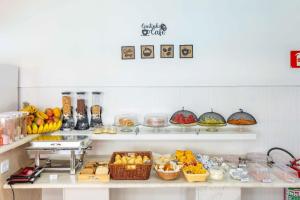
[43,124,49,133]
[38,125,44,134]
[56,121,62,131]
[52,122,57,132]
[27,125,32,134]
[36,111,48,120]
[48,123,54,132]
[21,104,38,114]
[32,123,38,134]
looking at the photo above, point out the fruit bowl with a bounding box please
[155,169,180,180]
[169,108,198,126]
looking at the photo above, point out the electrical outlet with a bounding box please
[0,159,9,174]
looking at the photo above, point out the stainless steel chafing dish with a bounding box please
[26,134,91,175]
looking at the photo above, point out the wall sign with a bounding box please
[291,51,300,68]
[160,45,174,58]
[141,45,154,59]
[121,46,135,60]
[141,23,167,36]
[180,45,193,58]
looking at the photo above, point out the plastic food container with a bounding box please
[183,171,209,182]
[114,114,139,132]
[209,167,224,180]
[248,163,272,183]
[144,113,168,127]
[272,164,298,183]
[0,111,28,145]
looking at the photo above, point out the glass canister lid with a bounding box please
[198,109,226,126]
[170,107,198,125]
[227,109,257,125]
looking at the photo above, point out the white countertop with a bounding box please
[4,171,300,189]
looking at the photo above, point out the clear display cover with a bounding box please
[144,113,169,127]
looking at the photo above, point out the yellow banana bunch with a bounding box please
[36,111,48,120]
[21,104,38,114]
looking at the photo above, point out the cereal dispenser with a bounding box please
[61,92,75,130]
[90,91,103,128]
[75,92,89,130]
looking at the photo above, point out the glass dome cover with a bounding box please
[227,109,257,125]
[169,107,198,125]
[198,109,226,126]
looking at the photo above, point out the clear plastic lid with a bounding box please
[170,108,198,125]
[144,113,168,127]
[248,163,272,183]
[115,114,139,127]
[272,163,298,183]
[198,109,226,126]
[227,109,257,125]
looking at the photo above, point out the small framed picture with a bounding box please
[180,45,193,58]
[141,45,154,59]
[160,44,174,58]
[121,46,135,60]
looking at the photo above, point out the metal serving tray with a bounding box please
[29,135,90,149]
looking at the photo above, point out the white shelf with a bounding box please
[90,133,256,141]
[54,127,257,141]
[0,134,39,154]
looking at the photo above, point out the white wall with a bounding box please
[0,0,300,87]
[1,0,300,200]
[0,65,18,112]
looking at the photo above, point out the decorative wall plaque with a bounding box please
[141,23,167,36]
[160,45,174,58]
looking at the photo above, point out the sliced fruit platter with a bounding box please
[21,103,62,134]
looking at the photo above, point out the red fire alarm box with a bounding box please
[290,51,300,68]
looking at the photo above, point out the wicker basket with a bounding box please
[109,151,153,180]
[155,170,180,180]
[183,171,209,182]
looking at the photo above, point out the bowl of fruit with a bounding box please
[169,108,198,127]
[155,161,181,180]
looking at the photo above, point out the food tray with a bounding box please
[183,171,209,182]
[77,174,110,183]
[77,161,110,183]
[30,135,90,149]
[109,151,152,180]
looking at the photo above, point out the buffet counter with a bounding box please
[3,156,300,200]
[4,170,300,189]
